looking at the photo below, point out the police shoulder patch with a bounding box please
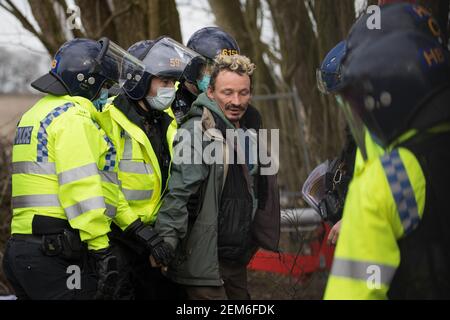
[14,126,33,145]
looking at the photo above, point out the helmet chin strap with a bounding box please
[135,76,154,112]
[137,99,150,113]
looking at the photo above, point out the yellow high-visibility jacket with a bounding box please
[11,95,120,250]
[324,144,426,299]
[95,99,177,230]
[353,129,385,175]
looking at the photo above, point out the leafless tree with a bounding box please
[0,0,182,55]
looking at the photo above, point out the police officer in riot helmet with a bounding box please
[3,37,136,300]
[104,36,202,299]
[118,36,202,190]
[325,2,450,299]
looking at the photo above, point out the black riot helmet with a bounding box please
[183,27,240,84]
[335,2,450,158]
[339,30,450,152]
[31,38,135,100]
[346,3,444,54]
[187,27,240,60]
[124,36,204,100]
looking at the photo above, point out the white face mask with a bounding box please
[145,87,176,111]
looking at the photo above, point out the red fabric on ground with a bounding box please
[248,223,335,277]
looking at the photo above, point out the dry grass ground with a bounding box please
[248,269,328,300]
[248,225,330,300]
[0,94,41,139]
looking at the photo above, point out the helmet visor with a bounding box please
[98,38,145,92]
[336,95,368,161]
[200,59,215,78]
[302,160,329,213]
[141,37,205,80]
[316,68,329,94]
[316,68,341,95]
[183,57,215,84]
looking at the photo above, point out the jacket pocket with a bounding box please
[179,222,220,280]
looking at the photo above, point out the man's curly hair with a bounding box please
[209,54,256,91]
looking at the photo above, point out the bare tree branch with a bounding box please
[28,0,69,54]
[93,1,136,39]
[0,0,51,53]
[54,0,84,38]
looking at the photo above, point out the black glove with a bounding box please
[125,219,175,266]
[90,247,119,300]
[151,241,175,266]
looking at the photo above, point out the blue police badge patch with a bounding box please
[14,126,33,145]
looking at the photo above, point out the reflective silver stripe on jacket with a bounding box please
[58,163,99,185]
[123,133,133,159]
[100,171,119,185]
[331,258,397,286]
[120,133,153,174]
[12,161,56,175]
[119,161,153,174]
[105,203,117,218]
[122,188,153,201]
[64,196,106,220]
[12,194,60,208]
[13,161,119,186]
